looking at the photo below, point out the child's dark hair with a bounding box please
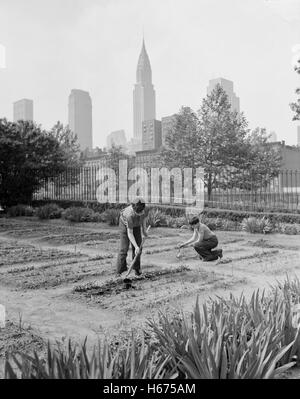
[132,199,146,213]
[189,216,200,226]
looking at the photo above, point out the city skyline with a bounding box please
[68,89,93,150]
[0,0,300,148]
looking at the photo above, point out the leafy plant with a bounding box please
[147,287,299,379]
[7,204,35,217]
[276,223,299,235]
[62,207,101,223]
[241,217,273,234]
[5,338,177,379]
[165,216,189,228]
[101,209,120,226]
[146,208,167,227]
[36,203,63,220]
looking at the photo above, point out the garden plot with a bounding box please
[2,224,99,240]
[1,217,300,368]
[0,255,114,290]
[71,265,238,314]
[0,239,78,267]
[0,219,30,232]
[38,231,119,246]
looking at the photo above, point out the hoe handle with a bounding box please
[125,226,151,278]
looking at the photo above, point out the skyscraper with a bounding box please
[106,130,127,149]
[207,78,240,113]
[13,99,33,122]
[142,119,162,150]
[68,89,93,150]
[133,39,156,147]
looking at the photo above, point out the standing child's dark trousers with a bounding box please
[116,221,142,274]
[193,236,219,261]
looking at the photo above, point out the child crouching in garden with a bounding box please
[178,215,223,262]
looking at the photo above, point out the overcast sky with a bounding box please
[0,0,300,147]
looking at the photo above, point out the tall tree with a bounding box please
[244,128,281,185]
[162,85,282,200]
[50,122,82,167]
[0,119,80,208]
[197,85,249,199]
[161,106,200,169]
[49,122,83,197]
[290,59,300,121]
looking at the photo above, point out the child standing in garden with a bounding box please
[116,197,148,276]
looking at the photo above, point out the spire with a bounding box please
[136,38,152,85]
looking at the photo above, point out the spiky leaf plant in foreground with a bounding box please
[5,277,300,379]
[5,337,177,379]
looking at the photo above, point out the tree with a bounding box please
[0,119,80,208]
[50,122,82,167]
[107,143,129,171]
[290,59,300,121]
[197,85,249,199]
[49,122,82,197]
[162,85,282,200]
[161,106,200,169]
[241,128,282,190]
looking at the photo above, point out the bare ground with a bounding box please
[1,216,300,377]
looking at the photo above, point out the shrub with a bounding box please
[7,204,35,217]
[31,200,127,214]
[199,215,239,231]
[36,203,63,219]
[146,208,167,227]
[165,215,189,228]
[241,217,273,234]
[203,209,300,224]
[62,207,102,223]
[276,223,300,235]
[101,208,120,226]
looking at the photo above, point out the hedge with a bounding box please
[30,200,300,224]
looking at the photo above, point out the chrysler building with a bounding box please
[133,39,156,144]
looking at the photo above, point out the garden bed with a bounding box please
[1,217,300,378]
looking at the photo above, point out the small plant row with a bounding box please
[4,277,300,379]
[73,266,191,295]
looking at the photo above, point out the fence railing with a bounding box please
[32,167,300,212]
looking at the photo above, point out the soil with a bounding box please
[1,216,300,378]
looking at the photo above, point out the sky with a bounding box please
[0,0,300,148]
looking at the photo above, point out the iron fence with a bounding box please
[32,167,300,212]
